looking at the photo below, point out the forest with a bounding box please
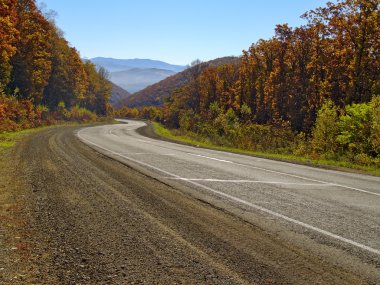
[0,0,112,132]
[117,0,380,168]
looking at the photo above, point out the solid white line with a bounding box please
[185,153,380,197]
[134,138,380,197]
[120,152,175,156]
[186,153,234,164]
[167,178,332,186]
[77,129,380,256]
[137,139,151,143]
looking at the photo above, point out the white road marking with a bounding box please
[137,139,151,143]
[126,134,380,197]
[186,153,380,197]
[77,130,380,256]
[107,129,117,136]
[120,152,175,156]
[167,178,332,186]
[186,153,234,164]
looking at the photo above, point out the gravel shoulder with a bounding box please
[1,125,378,284]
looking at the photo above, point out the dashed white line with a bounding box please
[77,129,380,256]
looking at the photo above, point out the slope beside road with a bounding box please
[1,122,379,284]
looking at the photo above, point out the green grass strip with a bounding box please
[0,128,42,149]
[152,122,380,176]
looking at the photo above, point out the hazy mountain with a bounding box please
[91,57,186,73]
[91,57,186,94]
[116,57,240,108]
[109,68,176,94]
[110,83,131,106]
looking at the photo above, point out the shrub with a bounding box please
[69,105,97,122]
[179,109,196,130]
[311,100,339,158]
[337,102,372,155]
[292,132,310,156]
[353,153,373,166]
[0,93,46,132]
[371,96,380,154]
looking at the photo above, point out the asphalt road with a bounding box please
[78,121,380,266]
[3,121,379,284]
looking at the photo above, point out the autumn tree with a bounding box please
[9,0,53,103]
[82,62,111,115]
[304,0,380,104]
[43,30,87,110]
[0,0,112,131]
[0,0,19,88]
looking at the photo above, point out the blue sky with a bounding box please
[38,0,328,65]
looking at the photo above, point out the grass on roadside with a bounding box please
[0,128,43,149]
[152,122,380,176]
[0,119,118,151]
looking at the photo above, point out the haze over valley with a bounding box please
[91,57,186,93]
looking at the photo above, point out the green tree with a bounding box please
[337,102,372,154]
[311,99,339,157]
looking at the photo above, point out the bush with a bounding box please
[69,105,97,122]
[371,96,380,154]
[337,102,372,155]
[292,132,310,156]
[311,100,339,158]
[353,153,373,166]
[179,109,196,130]
[0,93,47,132]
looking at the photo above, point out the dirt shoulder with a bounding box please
[0,133,38,283]
[0,125,378,284]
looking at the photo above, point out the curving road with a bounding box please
[78,120,380,279]
[78,120,380,256]
[4,121,379,284]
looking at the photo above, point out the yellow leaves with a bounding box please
[0,1,19,85]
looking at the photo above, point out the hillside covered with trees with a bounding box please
[118,0,380,169]
[117,57,240,108]
[0,0,112,132]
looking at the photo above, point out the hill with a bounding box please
[115,57,240,108]
[110,83,131,106]
[109,68,176,93]
[91,57,186,73]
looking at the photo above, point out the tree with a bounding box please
[9,0,53,104]
[43,32,87,110]
[337,101,372,154]
[304,0,380,104]
[311,100,339,157]
[371,96,380,154]
[0,0,19,88]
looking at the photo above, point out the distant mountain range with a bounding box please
[91,57,187,94]
[109,68,176,93]
[91,57,186,73]
[115,57,240,109]
[110,83,131,106]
